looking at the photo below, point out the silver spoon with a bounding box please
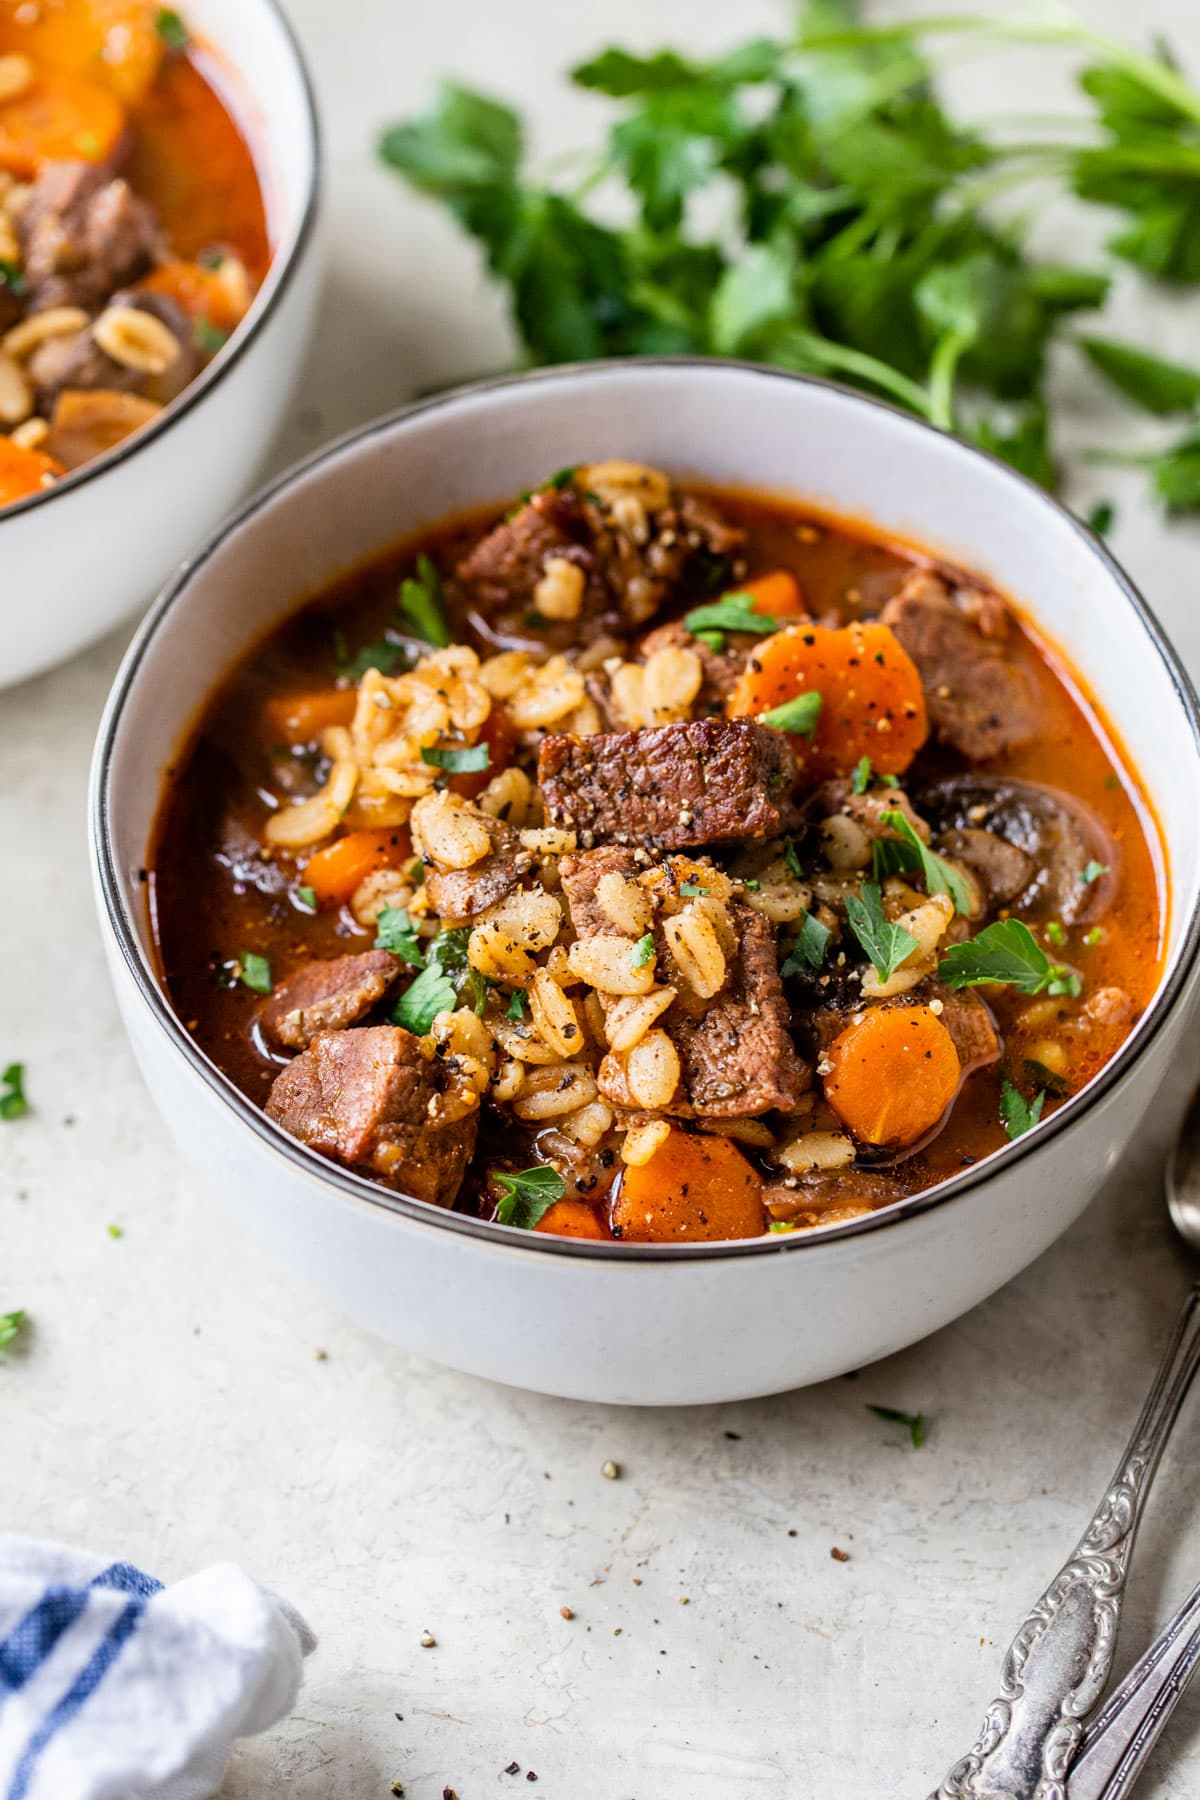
[925,1089,1200,1800]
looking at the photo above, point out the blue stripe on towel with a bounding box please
[0,1591,89,1695]
[6,1599,144,1800]
[89,1564,162,1599]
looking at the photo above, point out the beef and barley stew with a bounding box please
[0,1,267,505]
[151,464,1163,1243]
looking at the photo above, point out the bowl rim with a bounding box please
[92,355,1200,1263]
[0,0,321,526]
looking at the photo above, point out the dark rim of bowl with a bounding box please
[93,356,1200,1262]
[0,0,321,524]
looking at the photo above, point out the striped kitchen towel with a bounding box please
[0,1535,315,1800]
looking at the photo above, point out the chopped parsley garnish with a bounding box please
[851,755,873,795]
[767,1220,796,1234]
[335,633,408,682]
[938,919,1080,996]
[0,260,25,295]
[295,885,318,913]
[683,594,778,637]
[545,465,577,490]
[873,810,972,915]
[1045,920,1066,947]
[399,553,451,647]
[761,690,822,739]
[492,1164,566,1230]
[1080,859,1110,885]
[1000,1077,1046,1141]
[1,1062,28,1121]
[506,988,528,1021]
[1086,500,1116,537]
[679,881,710,896]
[195,317,229,355]
[0,1309,26,1353]
[155,7,189,50]
[781,835,804,880]
[107,1224,124,1240]
[198,248,227,270]
[741,877,761,891]
[408,858,426,884]
[866,1404,925,1449]
[420,742,491,774]
[374,906,425,965]
[781,911,831,976]
[694,629,726,653]
[391,927,474,1033]
[239,952,272,995]
[845,883,919,985]
[1084,926,1105,947]
[631,932,655,968]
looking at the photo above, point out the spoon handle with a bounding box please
[925,1282,1200,1800]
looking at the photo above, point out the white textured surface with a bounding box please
[5,1,1200,1794]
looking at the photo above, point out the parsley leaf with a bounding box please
[845,883,919,984]
[1,1062,28,1121]
[506,988,528,1021]
[492,1165,566,1229]
[782,836,805,880]
[374,907,426,965]
[0,1309,26,1353]
[195,317,228,356]
[683,595,778,637]
[1078,336,1200,416]
[631,932,655,968]
[781,911,831,976]
[1000,1076,1046,1141]
[107,1223,124,1240]
[1080,859,1110,884]
[873,809,973,915]
[399,554,451,647]
[851,755,873,795]
[938,919,1079,996]
[420,743,490,775]
[679,881,710,896]
[295,886,318,913]
[155,8,189,50]
[1086,500,1116,536]
[239,953,272,995]
[0,260,25,295]
[336,634,408,682]
[866,1403,925,1449]
[392,961,456,1035]
[761,690,823,739]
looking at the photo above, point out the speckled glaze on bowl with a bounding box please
[3,0,321,690]
[90,361,1200,1405]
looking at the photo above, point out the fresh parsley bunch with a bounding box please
[379,0,1200,512]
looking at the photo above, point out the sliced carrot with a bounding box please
[727,618,928,782]
[740,569,806,618]
[139,258,247,334]
[302,827,412,910]
[823,1004,961,1149]
[0,1,165,106]
[535,1199,611,1241]
[449,705,516,801]
[611,1129,765,1243]
[262,688,357,744]
[0,433,63,506]
[0,67,126,176]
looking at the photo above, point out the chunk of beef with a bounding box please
[265,1024,477,1207]
[456,481,745,637]
[27,290,199,413]
[259,949,401,1051]
[881,570,1037,761]
[560,847,810,1118]
[423,817,523,920]
[638,617,751,713]
[539,719,802,851]
[17,162,162,313]
[919,775,1118,924]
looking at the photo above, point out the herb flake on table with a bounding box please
[867,1403,925,1449]
[846,883,918,984]
[492,1165,565,1229]
[1,1062,28,1120]
[1000,1077,1046,1141]
[0,1309,27,1354]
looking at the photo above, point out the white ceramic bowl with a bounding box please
[2,0,320,690]
[90,361,1200,1406]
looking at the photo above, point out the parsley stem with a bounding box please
[928,327,972,432]
[778,328,934,418]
